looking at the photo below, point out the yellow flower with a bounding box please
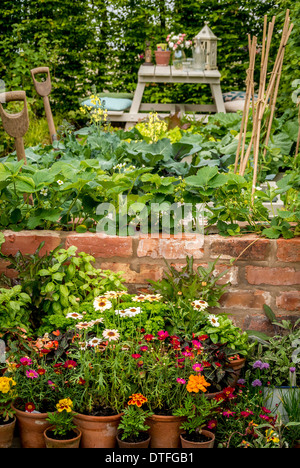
[186,374,211,393]
[0,376,16,394]
[265,429,280,444]
[56,398,73,413]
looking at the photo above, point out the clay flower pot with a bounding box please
[154,50,171,66]
[116,431,151,448]
[43,426,82,448]
[226,357,246,385]
[146,414,186,448]
[180,430,215,449]
[0,416,16,448]
[13,405,52,448]
[73,412,122,448]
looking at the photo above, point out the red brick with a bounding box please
[99,262,163,283]
[1,230,62,256]
[277,238,300,263]
[219,289,271,309]
[137,234,204,259]
[65,233,133,258]
[276,291,300,311]
[207,235,270,260]
[245,266,300,286]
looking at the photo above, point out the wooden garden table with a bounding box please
[107,65,226,129]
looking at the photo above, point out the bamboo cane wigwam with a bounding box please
[235,11,294,196]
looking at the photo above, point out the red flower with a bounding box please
[215,362,222,368]
[78,377,86,385]
[143,334,154,342]
[37,368,46,375]
[63,360,77,369]
[207,419,217,430]
[25,402,36,413]
[131,354,142,359]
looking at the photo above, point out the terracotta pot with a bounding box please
[226,358,246,386]
[73,412,122,448]
[0,416,16,448]
[146,414,186,448]
[44,426,82,448]
[116,431,151,448]
[180,430,215,448]
[154,51,171,66]
[13,406,52,448]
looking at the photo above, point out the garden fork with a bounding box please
[31,66,57,143]
[0,90,33,204]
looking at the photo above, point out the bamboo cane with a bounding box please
[234,36,257,173]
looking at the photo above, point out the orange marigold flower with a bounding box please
[127,393,148,407]
[186,374,211,393]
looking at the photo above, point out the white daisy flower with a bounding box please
[66,312,83,320]
[75,321,94,330]
[131,294,147,302]
[102,329,120,342]
[88,337,103,347]
[124,307,142,317]
[191,299,209,311]
[208,314,220,327]
[91,318,104,325]
[57,180,64,185]
[115,309,130,317]
[93,296,112,311]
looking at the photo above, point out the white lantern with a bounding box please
[194,22,218,70]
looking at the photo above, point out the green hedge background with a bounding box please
[0,0,299,116]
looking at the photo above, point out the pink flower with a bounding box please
[157,330,169,341]
[26,369,39,379]
[207,419,217,430]
[222,410,236,418]
[140,346,148,352]
[20,357,32,366]
[192,363,204,373]
[176,378,186,384]
[192,340,203,349]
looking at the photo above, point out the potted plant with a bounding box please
[129,330,190,448]
[68,337,130,448]
[44,398,81,448]
[173,393,221,448]
[117,393,152,448]
[7,351,78,448]
[0,375,17,448]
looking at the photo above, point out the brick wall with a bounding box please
[1,230,299,332]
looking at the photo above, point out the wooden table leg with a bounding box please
[125,81,146,129]
[210,83,226,113]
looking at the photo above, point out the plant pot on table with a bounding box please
[154,51,171,66]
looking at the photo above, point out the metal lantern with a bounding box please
[194,22,218,70]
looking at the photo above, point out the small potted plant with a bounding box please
[117,393,152,448]
[173,393,221,448]
[44,398,82,448]
[0,375,17,448]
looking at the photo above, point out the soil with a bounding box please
[119,432,149,443]
[0,417,14,426]
[182,431,213,443]
[81,406,118,417]
[46,429,78,441]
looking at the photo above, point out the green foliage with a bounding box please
[150,256,229,306]
[0,286,31,331]
[118,405,151,442]
[173,393,220,435]
[1,242,126,332]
